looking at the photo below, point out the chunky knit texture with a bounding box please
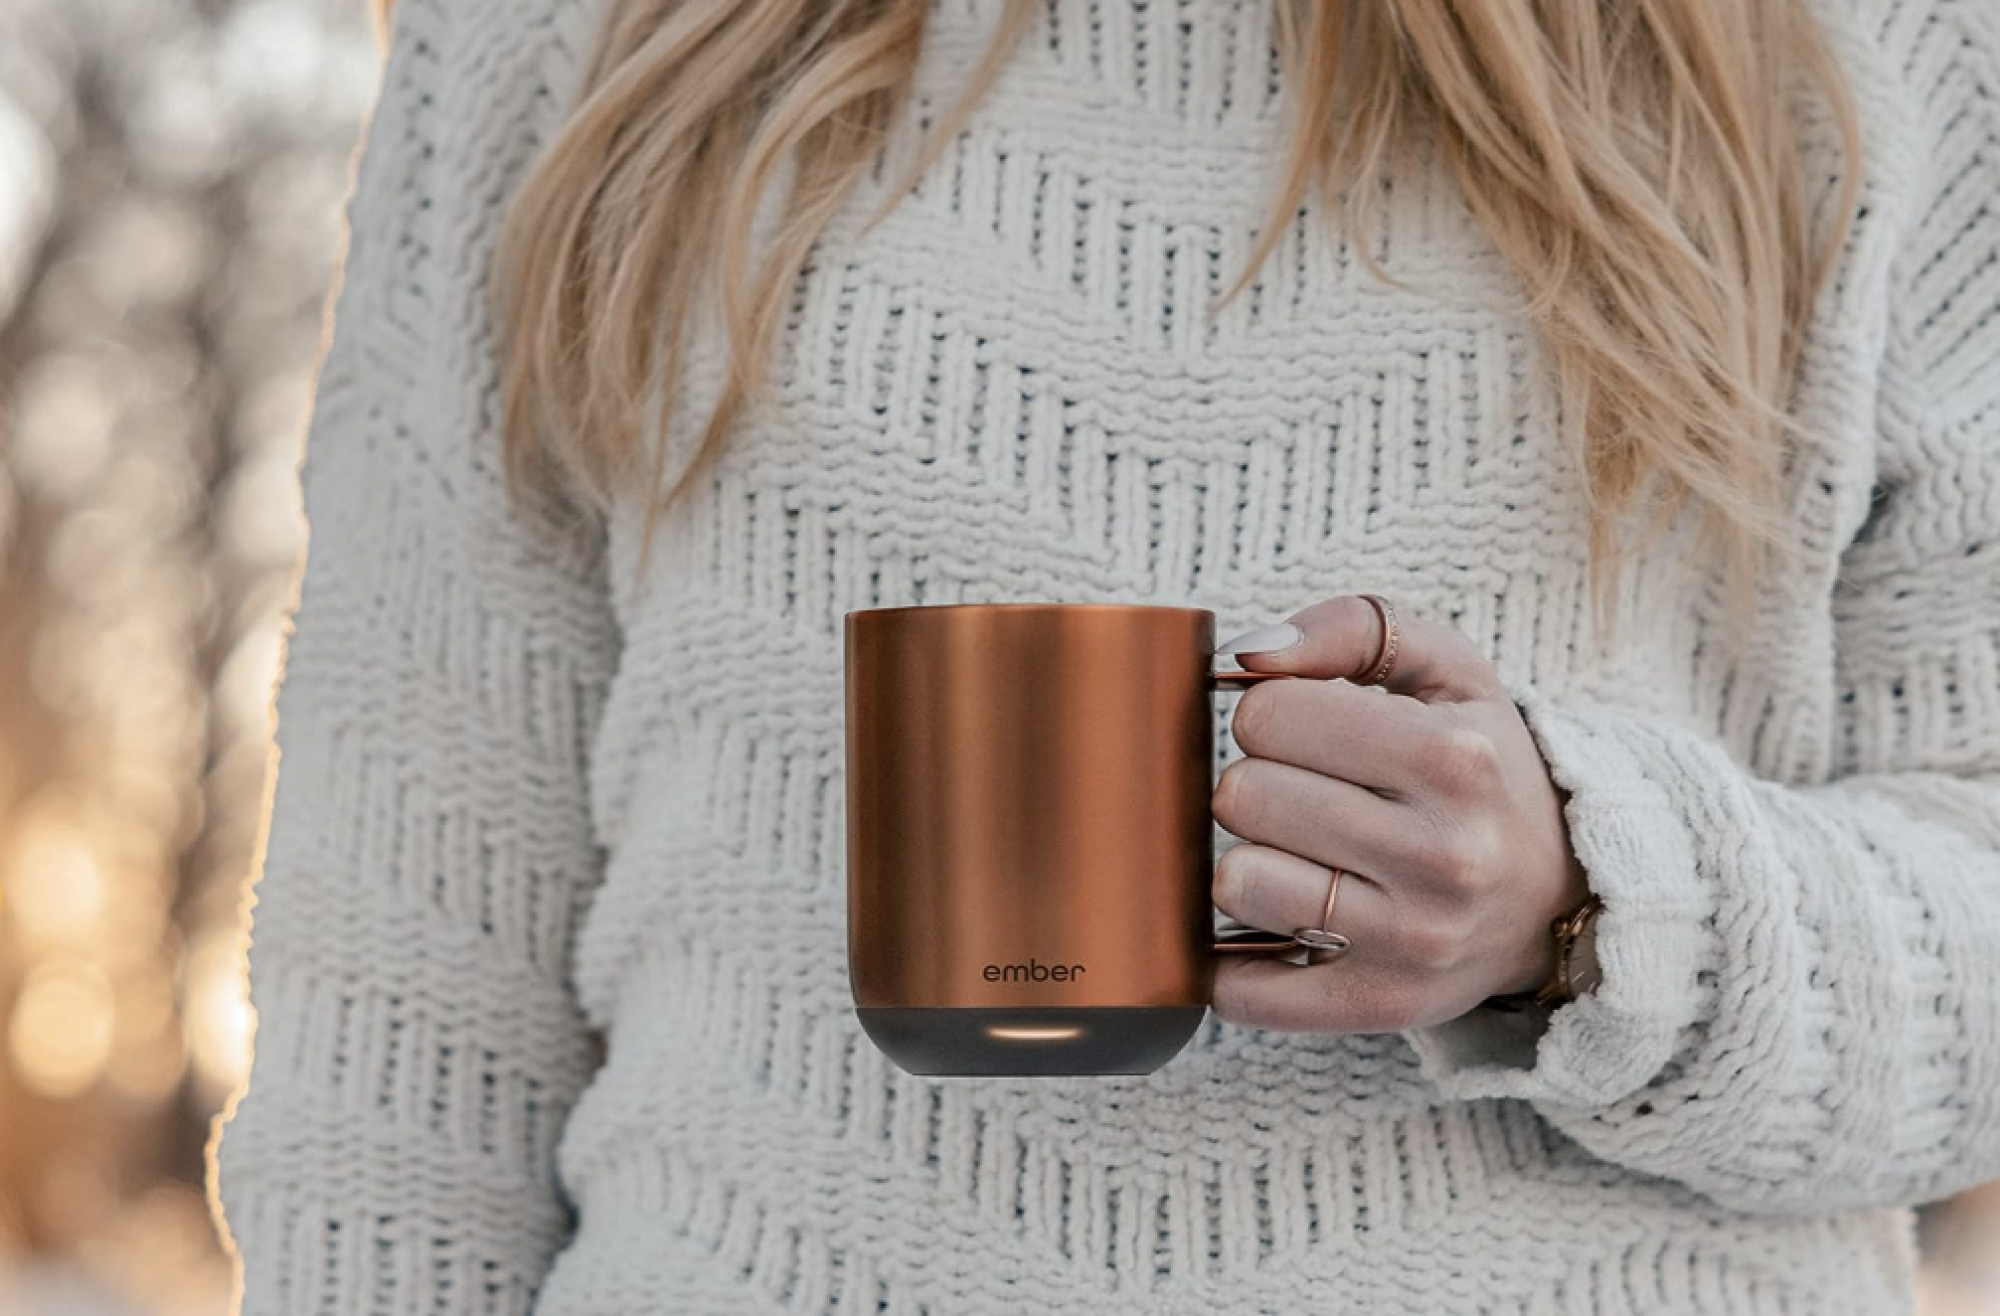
[210,0,2000,1312]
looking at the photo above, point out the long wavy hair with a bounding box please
[472,0,1862,645]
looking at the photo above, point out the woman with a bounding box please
[210,0,2000,1311]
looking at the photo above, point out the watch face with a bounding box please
[1570,918,1603,995]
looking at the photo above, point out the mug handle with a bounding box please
[1207,669,1292,690]
[1205,667,1310,956]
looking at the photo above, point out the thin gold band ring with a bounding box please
[1290,866,1353,957]
[1357,593,1400,687]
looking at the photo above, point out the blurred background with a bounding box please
[0,2,1994,1315]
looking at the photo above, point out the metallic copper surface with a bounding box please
[846,603,1299,1016]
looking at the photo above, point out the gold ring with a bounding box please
[1290,867,1353,957]
[1357,593,1400,687]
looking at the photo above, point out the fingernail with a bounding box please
[1214,622,1303,656]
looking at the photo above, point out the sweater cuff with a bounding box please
[1400,678,1722,1108]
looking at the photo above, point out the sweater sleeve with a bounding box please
[1400,1,2000,1218]
[206,2,620,1310]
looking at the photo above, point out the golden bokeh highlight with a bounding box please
[9,959,115,1100]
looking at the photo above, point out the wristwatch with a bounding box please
[1479,892,1605,1012]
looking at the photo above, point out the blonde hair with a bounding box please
[489,0,1862,650]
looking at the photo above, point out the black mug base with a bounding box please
[855,1005,1208,1077]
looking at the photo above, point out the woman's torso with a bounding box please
[541,1,1915,1310]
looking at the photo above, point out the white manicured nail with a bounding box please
[1214,622,1303,655]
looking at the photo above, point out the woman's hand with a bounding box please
[1209,595,1592,1033]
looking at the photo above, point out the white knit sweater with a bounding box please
[210,0,2000,1312]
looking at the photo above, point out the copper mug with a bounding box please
[845,602,1308,1078]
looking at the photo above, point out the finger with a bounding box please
[1206,849,1433,1033]
[1212,840,1374,938]
[1220,594,1501,704]
[1211,754,1425,882]
[1225,672,1480,800]
[1212,949,1434,1034]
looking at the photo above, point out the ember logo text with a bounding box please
[982,959,1086,983]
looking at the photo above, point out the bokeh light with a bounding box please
[9,958,115,1099]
